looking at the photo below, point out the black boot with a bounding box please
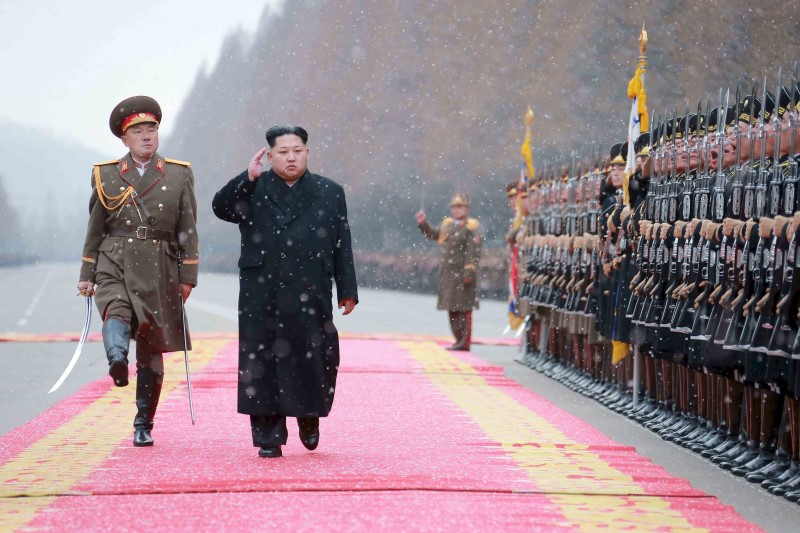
[133,365,164,447]
[102,319,130,387]
[745,448,791,483]
[298,417,320,451]
[731,446,776,477]
[446,312,469,351]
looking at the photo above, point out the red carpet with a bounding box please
[0,336,761,532]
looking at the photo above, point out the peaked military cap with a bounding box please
[673,115,690,140]
[450,193,470,206]
[634,132,650,156]
[764,86,793,118]
[506,181,519,197]
[794,82,800,112]
[706,105,737,133]
[738,95,763,124]
[688,114,704,137]
[651,123,663,148]
[664,117,676,142]
[609,142,625,165]
[109,96,162,138]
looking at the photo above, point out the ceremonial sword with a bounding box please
[181,296,196,425]
[48,295,93,394]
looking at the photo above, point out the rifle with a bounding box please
[766,213,800,356]
[712,89,730,223]
[680,104,694,222]
[730,83,745,219]
[695,97,711,220]
[645,110,658,222]
[668,108,680,223]
[754,74,770,220]
[784,62,799,215]
[736,217,774,350]
[721,220,758,350]
[767,68,784,217]
[742,81,758,220]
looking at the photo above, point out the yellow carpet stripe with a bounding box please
[402,341,706,532]
[0,339,227,531]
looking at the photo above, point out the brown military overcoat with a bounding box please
[420,217,481,311]
[79,152,199,352]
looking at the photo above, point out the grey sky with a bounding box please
[0,0,278,155]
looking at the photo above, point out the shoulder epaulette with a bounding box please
[438,217,454,245]
[466,218,480,232]
[165,158,191,166]
[94,160,119,166]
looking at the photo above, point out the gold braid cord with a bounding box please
[93,165,133,211]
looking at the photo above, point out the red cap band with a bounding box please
[121,112,158,133]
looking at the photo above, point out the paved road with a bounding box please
[0,262,517,436]
[1,262,797,531]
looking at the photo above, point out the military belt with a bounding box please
[108,227,174,242]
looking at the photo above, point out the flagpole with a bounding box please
[632,22,647,408]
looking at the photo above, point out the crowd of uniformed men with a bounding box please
[507,71,800,503]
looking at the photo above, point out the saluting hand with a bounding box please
[248,147,268,181]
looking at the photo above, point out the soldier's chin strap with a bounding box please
[48,296,93,393]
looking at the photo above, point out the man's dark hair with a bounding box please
[266,125,309,147]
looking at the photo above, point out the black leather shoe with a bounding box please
[300,429,320,451]
[445,343,468,351]
[109,357,129,387]
[732,449,776,477]
[258,446,282,458]
[133,428,153,447]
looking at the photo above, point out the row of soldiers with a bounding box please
[510,72,800,503]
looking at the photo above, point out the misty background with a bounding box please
[1,0,798,298]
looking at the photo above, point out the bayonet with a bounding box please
[696,96,711,220]
[645,109,656,221]
[681,101,693,221]
[669,107,679,223]
[567,150,577,236]
[769,67,783,216]
[743,81,758,220]
[712,88,729,222]
[755,73,769,219]
[785,62,798,215]
[732,82,746,219]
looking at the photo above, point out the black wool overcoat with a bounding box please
[212,169,358,417]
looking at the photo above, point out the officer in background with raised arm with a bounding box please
[417,193,482,351]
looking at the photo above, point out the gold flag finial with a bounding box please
[520,107,535,180]
[639,22,648,54]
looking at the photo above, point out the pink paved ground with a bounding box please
[2,337,761,531]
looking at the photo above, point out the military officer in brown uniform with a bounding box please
[416,193,482,350]
[76,96,200,447]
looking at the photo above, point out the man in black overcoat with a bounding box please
[212,125,358,458]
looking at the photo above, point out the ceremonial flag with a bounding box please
[507,109,535,332]
[613,24,648,364]
[623,23,648,208]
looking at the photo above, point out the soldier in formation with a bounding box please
[516,72,800,503]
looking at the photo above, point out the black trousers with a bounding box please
[250,415,319,447]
